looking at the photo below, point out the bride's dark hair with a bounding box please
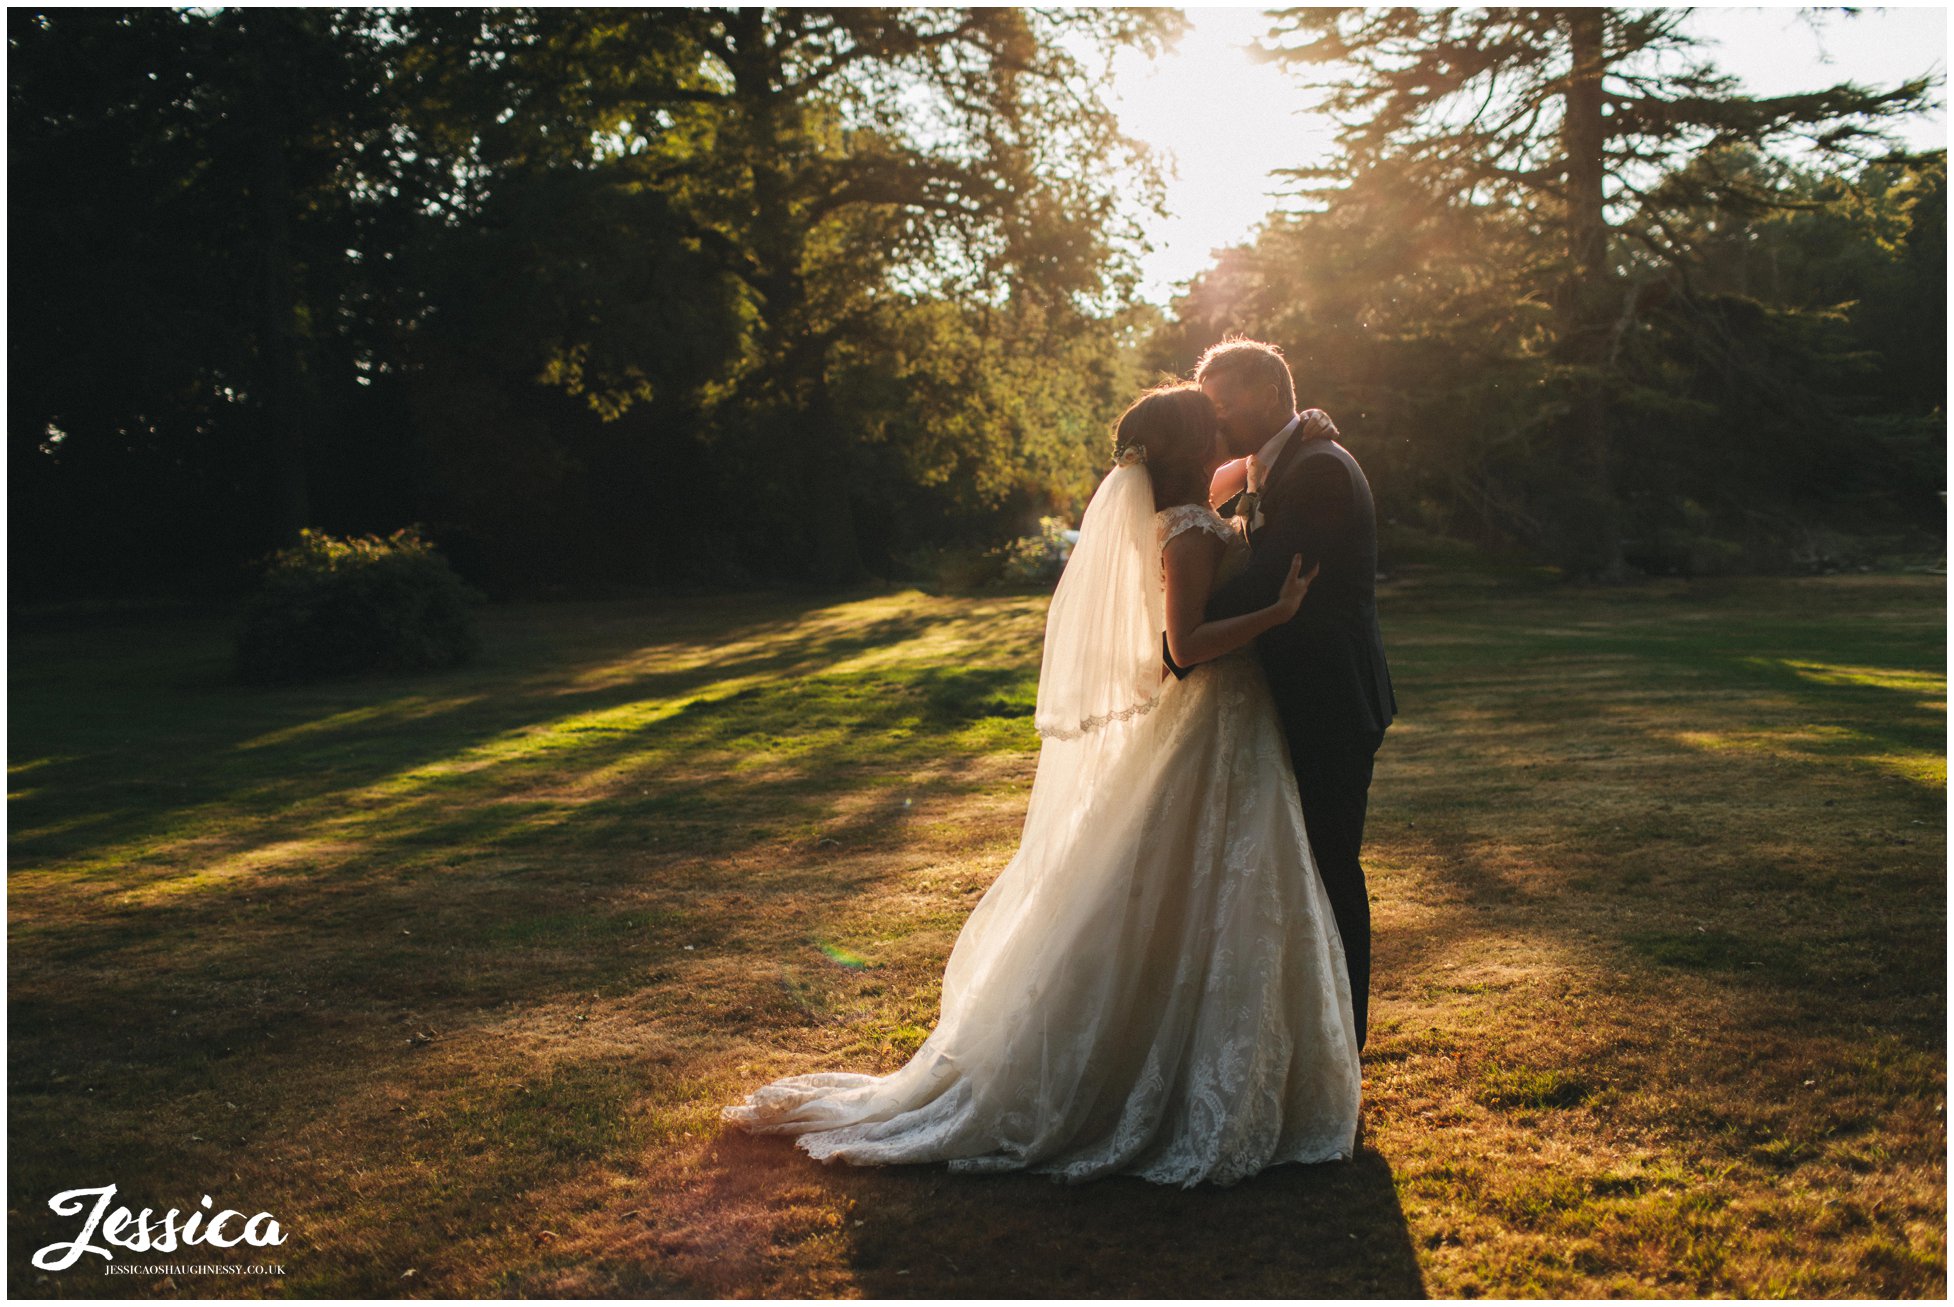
[1112,384,1218,511]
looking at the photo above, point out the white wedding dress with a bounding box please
[720,479,1361,1188]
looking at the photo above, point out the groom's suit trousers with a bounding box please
[1287,742,1375,1051]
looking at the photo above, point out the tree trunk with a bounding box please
[727,10,865,586]
[1556,7,1627,580]
[246,11,312,551]
[800,375,866,586]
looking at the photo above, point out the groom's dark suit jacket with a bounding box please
[1165,432,1396,757]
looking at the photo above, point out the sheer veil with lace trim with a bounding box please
[1032,455,1165,742]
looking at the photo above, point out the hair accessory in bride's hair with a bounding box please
[1113,442,1147,467]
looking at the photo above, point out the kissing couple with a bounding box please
[723,337,1398,1187]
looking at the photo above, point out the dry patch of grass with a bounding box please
[8,574,1944,1297]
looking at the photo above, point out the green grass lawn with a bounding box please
[8,572,1945,1298]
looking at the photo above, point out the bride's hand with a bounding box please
[1275,555,1318,620]
[1300,408,1340,443]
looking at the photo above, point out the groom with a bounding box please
[1167,336,1396,1051]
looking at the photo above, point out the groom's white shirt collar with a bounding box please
[1255,412,1303,477]
[1240,413,1302,532]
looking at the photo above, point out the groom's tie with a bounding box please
[1236,488,1264,534]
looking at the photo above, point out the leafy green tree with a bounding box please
[1606,146,1947,569]
[11,7,409,588]
[11,8,1171,597]
[390,7,1174,581]
[1150,166,1553,552]
[1263,7,1936,577]
[1152,141,1944,574]
[1843,151,1946,414]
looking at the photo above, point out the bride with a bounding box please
[719,383,1362,1187]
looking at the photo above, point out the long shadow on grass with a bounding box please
[7,593,1045,875]
[696,1129,1426,1298]
[6,659,1045,1064]
[8,593,1056,1259]
[1385,577,1944,780]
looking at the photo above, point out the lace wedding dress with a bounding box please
[720,483,1361,1188]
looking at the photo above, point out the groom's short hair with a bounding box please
[1194,337,1296,413]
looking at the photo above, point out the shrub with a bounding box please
[998,516,1078,586]
[234,527,485,685]
[889,542,1005,591]
[892,518,1079,592]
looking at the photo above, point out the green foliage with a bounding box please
[11,7,1171,599]
[1155,136,1945,575]
[234,528,485,685]
[10,8,405,591]
[894,542,1008,592]
[1236,7,1940,578]
[9,7,1942,596]
[386,7,1176,583]
[998,516,1075,586]
[1608,149,1948,569]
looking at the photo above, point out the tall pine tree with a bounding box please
[1264,7,1934,577]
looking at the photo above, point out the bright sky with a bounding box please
[1110,5,1950,305]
